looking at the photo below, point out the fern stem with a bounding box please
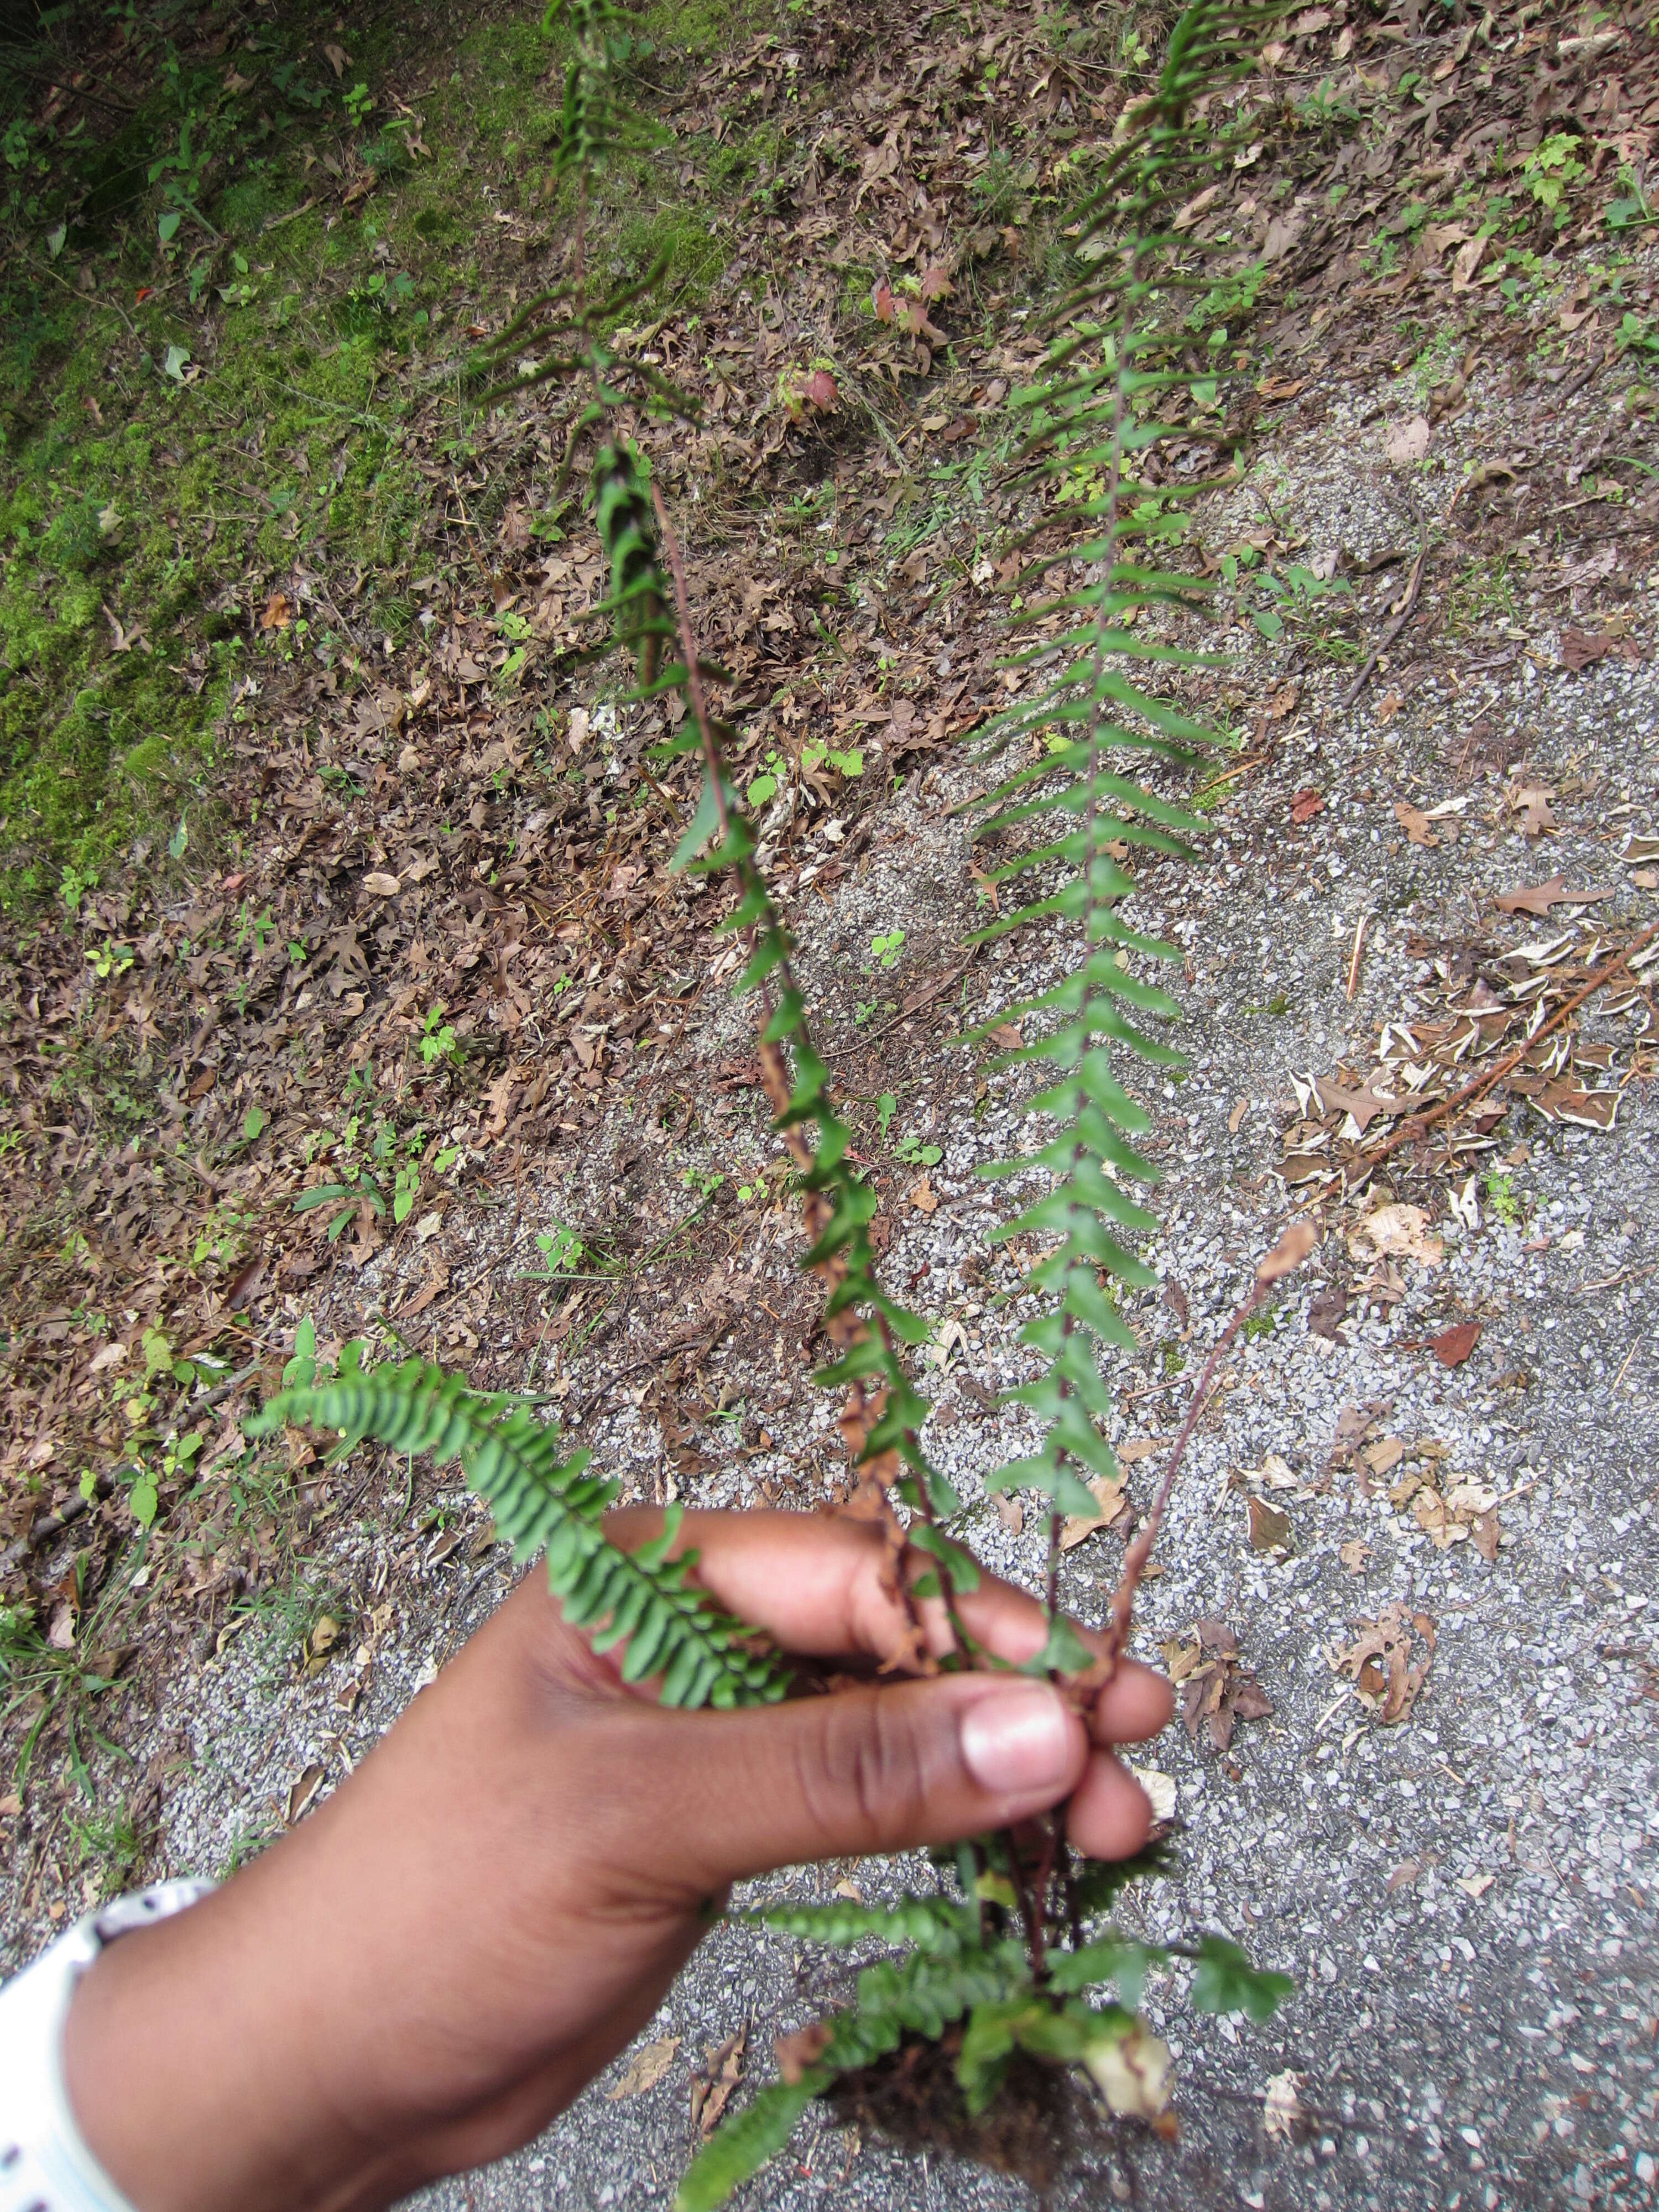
[1078,1267,1271,1703]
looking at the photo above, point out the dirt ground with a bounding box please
[4,1,1659,2206]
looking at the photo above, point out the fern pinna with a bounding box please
[255,1,1297,2200]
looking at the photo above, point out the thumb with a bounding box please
[635,1674,1089,1891]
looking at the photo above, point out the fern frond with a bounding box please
[959,0,1287,1538]
[248,1360,790,1710]
[674,2079,819,2212]
[749,1895,979,1955]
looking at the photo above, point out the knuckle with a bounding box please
[804,1691,930,1850]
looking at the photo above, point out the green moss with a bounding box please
[0,0,786,905]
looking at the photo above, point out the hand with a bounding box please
[62,1510,1172,2212]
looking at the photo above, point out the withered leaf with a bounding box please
[1394,802,1438,848]
[1247,1495,1293,1553]
[607,2036,679,2100]
[1495,875,1611,916]
[1060,1473,1128,1551]
[1431,1321,1481,1368]
[1337,1603,1435,1725]
[1307,1282,1348,1339]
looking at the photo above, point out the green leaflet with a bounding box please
[674,2078,820,2212]
[248,1361,790,1710]
[1191,1934,1295,2023]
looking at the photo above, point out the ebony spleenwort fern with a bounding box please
[254,4,1296,2201]
[247,1360,789,1709]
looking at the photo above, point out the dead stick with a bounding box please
[1342,525,1428,712]
[1359,919,1659,1173]
[1345,909,1370,1003]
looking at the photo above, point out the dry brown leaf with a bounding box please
[286,1762,325,1825]
[260,590,293,631]
[362,871,401,898]
[1431,1321,1481,1368]
[1247,1495,1293,1553]
[908,1175,938,1214]
[1313,1076,1390,1134]
[1507,781,1557,837]
[1337,1603,1435,1725]
[1384,414,1431,464]
[1394,802,1438,848]
[1349,1204,1442,1269]
[1060,1473,1128,1551]
[690,2027,747,2137]
[607,2036,679,2100]
[1456,1872,1495,1901]
[1338,1539,1373,1574]
[1228,1095,1249,1135]
[1362,1437,1405,1477]
[1495,876,1610,916]
[994,1494,1024,1536]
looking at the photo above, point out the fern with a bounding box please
[962,4,1272,1547]
[748,1895,979,1955]
[248,1361,789,1710]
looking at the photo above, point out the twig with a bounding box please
[1341,523,1428,711]
[1554,340,1618,408]
[1345,909,1370,1002]
[1357,920,1659,1172]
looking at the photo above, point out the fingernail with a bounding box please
[959,1683,1075,1799]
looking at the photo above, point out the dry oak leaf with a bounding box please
[1559,628,1637,673]
[260,590,293,631]
[1337,1602,1435,1725]
[607,2036,679,2100]
[1290,788,1324,825]
[1495,875,1611,916]
[1362,1437,1406,1478]
[1338,1538,1373,1575]
[1313,1076,1390,1134]
[362,871,401,898]
[1507,781,1557,838]
[1394,801,1438,848]
[908,1175,938,1215]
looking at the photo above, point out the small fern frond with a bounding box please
[249,1360,790,1710]
[749,1895,980,1955]
[674,2078,819,2212]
